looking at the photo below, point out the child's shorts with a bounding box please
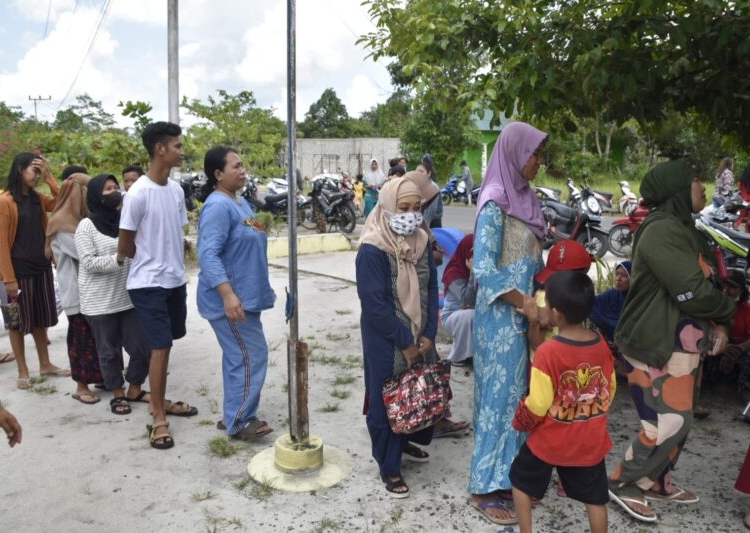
[128,284,187,350]
[510,443,609,505]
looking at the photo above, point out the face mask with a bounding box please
[101,191,122,210]
[388,211,423,236]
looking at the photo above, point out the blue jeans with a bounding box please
[209,312,269,436]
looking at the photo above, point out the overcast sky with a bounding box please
[0,0,395,127]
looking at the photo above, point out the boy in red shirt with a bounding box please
[510,270,616,533]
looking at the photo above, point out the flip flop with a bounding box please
[40,367,71,378]
[17,377,32,390]
[608,489,658,522]
[433,420,470,438]
[380,473,409,499]
[165,400,198,417]
[231,419,273,441]
[110,396,132,415]
[644,487,699,504]
[126,390,150,403]
[72,392,101,405]
[470,499,518,526]
[0,352,15,363]
[402,443,429,462]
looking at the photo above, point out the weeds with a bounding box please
[330,389,351,400]
[334,309,352,316]
[246,477,275,501]
[207,398,219,414]
[234,477,252,491]
[196,382,209,396]
[198,419,215,426]
[203,510,243,532]
[207,437,241,458]
[32,382,57,395]
[325,332,350,342]
[319,402,340,413]
[332,375,356,386]
[314,517,343,532]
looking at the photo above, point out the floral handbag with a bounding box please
[382,360,453,434]
[1,297,20,330]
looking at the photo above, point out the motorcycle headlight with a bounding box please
[586,197,601,213]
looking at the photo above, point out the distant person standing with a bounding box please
[461,160,474,205]
[118,121,198,450]
[363,158,386,217]
[713,157,734,208]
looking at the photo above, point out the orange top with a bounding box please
[0,180,60,284]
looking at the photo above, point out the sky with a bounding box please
[0,0,396,128]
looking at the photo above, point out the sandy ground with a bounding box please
[0,251,749,532]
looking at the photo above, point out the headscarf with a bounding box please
[86,174,121,238]
[617,260,632,278]
[634,159,710,256]
[359,177,428,338]
[476,121,548,239]
[442,233,474,289]
[363,158,385,188]
[403,169,439,207]
[46,173,92,238]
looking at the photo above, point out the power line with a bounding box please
[56,0,113,111]
[43,0,52,38]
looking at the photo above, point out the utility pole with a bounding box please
[167,0,179,124]
[28,95,51,120]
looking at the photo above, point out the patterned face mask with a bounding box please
[387,211,423,236]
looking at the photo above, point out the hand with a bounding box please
[708,325,728,356]
[417,336,434,356]
[0,407,22,447]
[465,257,473,272]
[402,344,421,368]
[536,305,552,329]
[222,292,245,323]
[517,295,539,322]
[4,281,18,299]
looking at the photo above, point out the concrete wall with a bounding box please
[287,138,402,179]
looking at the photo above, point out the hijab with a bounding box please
[46,173,92,237]
[86,174,121,238]
[359,177,429,338]
[476,121,548,239]
[617,260,632,279]
[442,233,474,289]
[403,169,439,207]
[363,158,385,188]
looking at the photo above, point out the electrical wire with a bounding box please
[56,0,114,111]
[43,0,52,38]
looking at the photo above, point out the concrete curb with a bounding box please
[267,232,355,259]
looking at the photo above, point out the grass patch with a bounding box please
[32,382,57,395]
[314,517,343,532]
[334,309,352,315]
[332,375,356,386]
[234,477,252,491]
[247,477,275,501]
[318,402,340,413]
[325,332,350,342]
[267,339,282,352]
[310,354,343,366]
[196,382,209,396]
[330,389,351,400]
[207,437,241,458]
[203,511,243,533]
[192,489,215,502]
[198,419,215,426]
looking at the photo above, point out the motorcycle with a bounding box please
[440,175,479,205]
[607,202,649,258]
[695,208,750,275]
[566,177,614,213]
[180,170,206,212]
[241,175,309,225]
[535,185,562,203]
[618,180,639,215]
[542,185,609,258]
[304,176,357,234]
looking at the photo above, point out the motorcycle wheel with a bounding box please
[441,192,453,206]
[607,224,633,258]
[576,230,609,258]
[299,205,317,230]
[334,204,357,234]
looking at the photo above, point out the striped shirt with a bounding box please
[74,218,133,316]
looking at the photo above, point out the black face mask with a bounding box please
[101,191,122,210]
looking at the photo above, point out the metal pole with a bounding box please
[167,0,179,124]
[286,0,309,442]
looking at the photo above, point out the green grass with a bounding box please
[247,478,275,501]
[207,437,241,458]
[332,375,356,386]
[314,518,343,532]
[196,382,209,396]
[325,332,350,342]
[334,309,352,315]
[198,419,215,427]
[318,402,340,413]
[330,389,351,400]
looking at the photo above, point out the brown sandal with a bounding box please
[147,421,174,450]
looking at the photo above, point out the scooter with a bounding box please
[441,175,479,205]
[535,185,561,203]
[303,176,357,234]
[607,202,649,258]
[241,176,309,225]
[618,181,639,215]
[566,177,614,213]
[542,186,609,257]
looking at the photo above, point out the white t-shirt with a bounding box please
[119,175,188,290]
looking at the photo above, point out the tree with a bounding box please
[298,88,352,138]
[54,94,116,131]
[361,0,750,143]
[181,90,285,175]
[119,100,153,133]
[359,89,412,138]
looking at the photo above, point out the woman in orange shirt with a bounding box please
[0,153,68,389]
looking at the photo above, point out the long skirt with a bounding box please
[67,313,103,385]
[15,268,58,334]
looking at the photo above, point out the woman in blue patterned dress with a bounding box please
[469,122,548,525]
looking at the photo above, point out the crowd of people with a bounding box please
[3,119,750,530]
[355,121,750,531]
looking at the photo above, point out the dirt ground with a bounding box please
[0,254,749,532]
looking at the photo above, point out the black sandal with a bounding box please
[110,396,131,415]
[380,473,409,498]
[403,443,429,463]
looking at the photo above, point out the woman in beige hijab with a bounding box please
[47,170,103,405]
[356,177,439,498]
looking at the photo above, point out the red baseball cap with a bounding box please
[535,240,593,285]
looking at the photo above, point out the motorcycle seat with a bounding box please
[544,202,576,220]
[264,193,287,204]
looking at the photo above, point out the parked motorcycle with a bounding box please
[618,180,639,215]
[566,177,614,213]
[607,202,649,258]
[304,176,357,234]
[695,208,750,275]
[180,170,206,212]
[535,185,562,203]
[441,175,479,205]
[542,185,609,257]
[241,175,309,225]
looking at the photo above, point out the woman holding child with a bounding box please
[609,159,736,523]
[469,122,547,525]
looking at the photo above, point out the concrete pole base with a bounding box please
[247,435,353,492]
